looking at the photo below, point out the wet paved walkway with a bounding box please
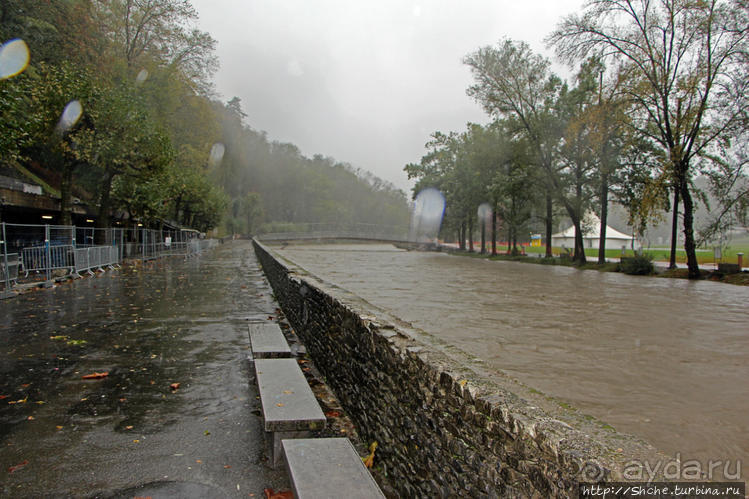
[0,241,289,497]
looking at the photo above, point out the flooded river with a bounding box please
[276,243,749,481]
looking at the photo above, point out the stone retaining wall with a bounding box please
[253,240,666,497]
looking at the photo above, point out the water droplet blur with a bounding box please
[56,100,83,134]
[209,143,225,167]
[0,39,30,80]
[135,69,149,85]
[477,203,492,223]
[410,187,445,242]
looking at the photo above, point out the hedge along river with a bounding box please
[274,242,749,482]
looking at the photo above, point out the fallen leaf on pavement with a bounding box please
[264,488,293,499]
[82,372,109,379]
[170,383,180,391]
[325,410,341,418]
[8,460,29,473]
[363,441,378,469]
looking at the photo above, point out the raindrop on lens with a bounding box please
[135,69,149,85]
[209,143,225,167]
[410,188,445,242]
[0,39,30,80]
[57,100,83,133]
[477,203,492,223]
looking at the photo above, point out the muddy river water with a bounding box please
[276,243,749,481]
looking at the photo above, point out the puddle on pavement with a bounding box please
[0,242,285,496]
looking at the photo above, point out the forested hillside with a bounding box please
[0,0,410,233]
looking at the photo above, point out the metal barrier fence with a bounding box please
[21,244,74,277]
[0,252,20,285]
[73,246,120,275]
[1,222,216,291]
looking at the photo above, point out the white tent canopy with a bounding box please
[551,213,640,250]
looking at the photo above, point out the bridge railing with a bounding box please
[257,223,411,243]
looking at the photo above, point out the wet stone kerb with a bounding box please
[252,240,665,497]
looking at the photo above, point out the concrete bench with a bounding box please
[282,438,385,499]
[254,358,325,468]
[248,322,292,359]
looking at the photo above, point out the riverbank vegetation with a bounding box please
[447,244,749,285]
[406,1,749,279]
[0,1,410,234]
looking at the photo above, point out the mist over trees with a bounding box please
[0,0,409,234]
[406,0,748,277]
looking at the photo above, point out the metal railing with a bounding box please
[257,223,410,243]
[0,252,20,285]
[73,246,119,275]
[1,222,216,292]
[22,244,75,277]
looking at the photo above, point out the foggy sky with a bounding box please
[191,0,585,192]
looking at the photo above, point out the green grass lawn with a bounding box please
[479,242,749,265]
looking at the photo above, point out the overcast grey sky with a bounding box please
[191,1,585,191]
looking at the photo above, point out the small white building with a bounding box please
[551,213,641,250]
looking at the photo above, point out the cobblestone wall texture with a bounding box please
[253,240,665,497]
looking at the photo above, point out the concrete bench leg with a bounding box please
[268,430,312,469]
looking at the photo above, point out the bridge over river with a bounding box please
[270,240,749,484]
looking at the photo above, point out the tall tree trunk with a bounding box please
[545,193,553,257]
[491,201,497,256]
[597,173,609,264]
[568,210,587,265]
[174,194,183,222]
[96,171,116,245]
[669,187,680,269]
[680,178,700,279]
[480,217,486,254]
[459,222,466,250]
[59,163,74,226]
[468,216,474,253]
